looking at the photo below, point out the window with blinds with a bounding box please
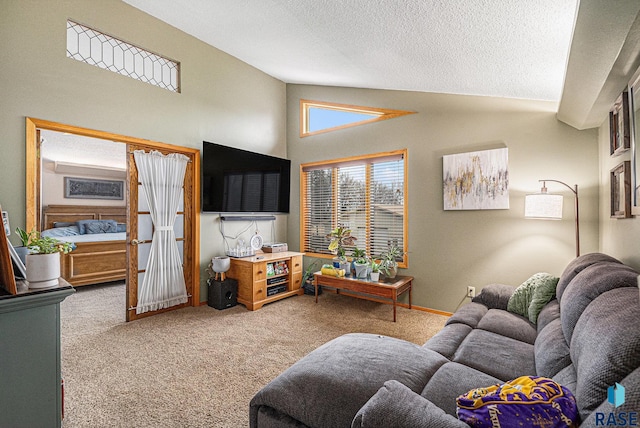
[300,149,407,267]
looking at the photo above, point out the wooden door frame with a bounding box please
[25,117,201,309]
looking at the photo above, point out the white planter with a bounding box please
[354,263,369,279]
[370,272,380,282]
[211,256,230,280]
[26,252,61,289]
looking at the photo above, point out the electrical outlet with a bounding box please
[467,286,476,298]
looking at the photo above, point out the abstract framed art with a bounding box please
[443,148,509,210]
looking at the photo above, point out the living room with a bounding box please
[1,0,640,426]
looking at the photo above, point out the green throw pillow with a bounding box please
[528,275,559,323]
[507,273,558,321]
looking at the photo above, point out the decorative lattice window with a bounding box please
[66,20,180,92]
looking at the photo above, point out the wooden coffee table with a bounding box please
[313,273,413,322]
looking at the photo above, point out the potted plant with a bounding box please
[379,240,403,279]
[352,247,370,279]
[326,225,355,273]
[369,260,381,282]
[14,227,35,265]
[23,231,75,289]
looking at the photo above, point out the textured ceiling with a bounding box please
[123,0,578,102]
[40,130,126,169]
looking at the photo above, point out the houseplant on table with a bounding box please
[326,226,355,275]
[379,240,403,279]
[352,247,370,279]
[369,260,381,282]
[18,229,75,289]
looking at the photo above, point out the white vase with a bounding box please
[370,272,380,282]
[26,252,61,289]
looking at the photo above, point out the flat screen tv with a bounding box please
[202,141,291,213]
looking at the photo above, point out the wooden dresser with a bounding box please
[226,251,304,310]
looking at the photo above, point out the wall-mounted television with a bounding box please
[201,141,291,213]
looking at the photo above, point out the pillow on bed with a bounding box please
[77,219,118,234]
[53,221,76,228]
[116,223,126,233]
[41,225,80,238]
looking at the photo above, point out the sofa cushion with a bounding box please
[570,287,640,420]
[553,364,577,396]
[560,262,638,343]
[254,407,309,428]
[579,367,640,427]
[556,253,622,302]
[421,362,502,416]
[453,329,536,381]
[471,283,516,310]
[423,323,473,359]
[249,333,448,428]
[536,299,560,333]
[477,309,537,344]
[444,302,488,328]
[352,380,468,428]
[535,318,571,378]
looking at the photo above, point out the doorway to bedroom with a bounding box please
[25,118,200,321]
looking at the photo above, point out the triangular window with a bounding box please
[300,100,415,137]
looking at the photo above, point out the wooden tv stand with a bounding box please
[226,251,304,310]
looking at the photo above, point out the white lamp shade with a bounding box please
[524,193,563,219]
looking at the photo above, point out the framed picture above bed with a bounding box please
[64,177,124,200]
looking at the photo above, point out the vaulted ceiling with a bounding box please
[123,0,640,130]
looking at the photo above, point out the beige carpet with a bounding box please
[60,283,448,427]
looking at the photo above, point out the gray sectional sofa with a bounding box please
[250,253,640,427]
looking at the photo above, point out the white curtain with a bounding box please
[134,150,189,314]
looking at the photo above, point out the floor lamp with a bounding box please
[524,179,580,258]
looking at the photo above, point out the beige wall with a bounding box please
[41,162,127,208]
[1,0,614,313]
[287,85,599,312]
[0,0,286,300]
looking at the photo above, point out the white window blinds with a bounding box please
[301,150,407,266]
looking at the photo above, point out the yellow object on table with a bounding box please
[320,264,345,277]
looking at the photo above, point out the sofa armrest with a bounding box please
[471,283,516,310]
[351,380,469,428]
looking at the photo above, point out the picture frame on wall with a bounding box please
[609,91,631,156]
[442,147,509,210]
[610,161,632,218]
[64,177,124,200]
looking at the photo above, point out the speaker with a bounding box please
[207,278,238,310]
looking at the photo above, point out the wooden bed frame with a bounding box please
[42,205,127,287]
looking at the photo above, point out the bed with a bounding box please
[41,205,127,287]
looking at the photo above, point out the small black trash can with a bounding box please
[207,277,238,310]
